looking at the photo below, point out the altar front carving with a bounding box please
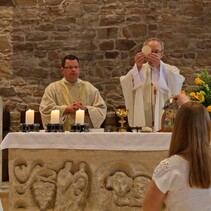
[2,132,171,211]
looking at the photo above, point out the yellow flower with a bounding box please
[207,106,211,113]
[187,71,211,108]
[181,90,186,94]
[189,92,196,98]
[195,91,205,103]
[194,77,204,85]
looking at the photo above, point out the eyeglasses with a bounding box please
[63,66,79,70]
[151,50,163,54]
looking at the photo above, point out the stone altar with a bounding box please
[2,132,171,211]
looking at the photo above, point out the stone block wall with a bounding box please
[0,0,210,131]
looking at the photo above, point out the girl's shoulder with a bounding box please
[153,155,188,178]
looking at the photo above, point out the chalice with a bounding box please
[115,108,128,132]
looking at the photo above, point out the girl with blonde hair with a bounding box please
[143,101,211,211]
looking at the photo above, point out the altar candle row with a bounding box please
[25,109,85,125]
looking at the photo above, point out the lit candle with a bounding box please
[25,109,35,124]
[75,109,85,125]
[50,110,60,124]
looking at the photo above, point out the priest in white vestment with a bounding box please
[120,38,185,131]
[40,54,107,130]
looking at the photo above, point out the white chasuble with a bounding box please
[120,61,185,131]
[40,78,107,131]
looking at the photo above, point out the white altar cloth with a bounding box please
[1,132,171,151]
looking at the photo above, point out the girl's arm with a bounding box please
[142,180,165,211]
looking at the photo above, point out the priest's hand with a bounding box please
[146,53,161,70]
[134,52,145,70]
[65,101,87,113]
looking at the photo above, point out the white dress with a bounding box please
[153,155,211,211]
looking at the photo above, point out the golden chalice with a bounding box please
[115,108,128,132]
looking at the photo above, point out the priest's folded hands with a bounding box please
[64,101,86,113]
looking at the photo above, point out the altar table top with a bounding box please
[0,131,172,151]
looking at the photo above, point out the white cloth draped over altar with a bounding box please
[1,131,172,151]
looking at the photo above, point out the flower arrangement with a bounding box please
[187,70,211,113]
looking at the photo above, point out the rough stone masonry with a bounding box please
[0,0,210,131]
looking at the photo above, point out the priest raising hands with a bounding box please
[120,38,185,131]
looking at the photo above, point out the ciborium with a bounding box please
[115,108,128,132]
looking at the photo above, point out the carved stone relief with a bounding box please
[9,152,160,211]
[93,161,151,211]
[11,159,90,211]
